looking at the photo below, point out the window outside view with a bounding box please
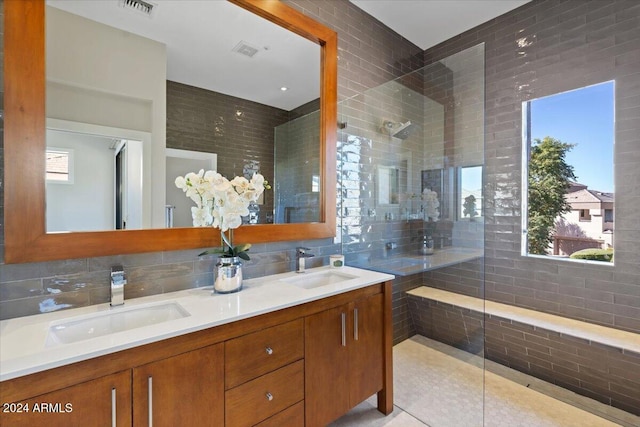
[525,81,614,263]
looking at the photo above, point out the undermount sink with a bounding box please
[280,270,358,290]
[46,302,190,346]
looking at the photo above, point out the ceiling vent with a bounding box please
[118,0,156,18]
[232,41,260,58]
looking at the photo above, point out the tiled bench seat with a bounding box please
[407,286,640,416]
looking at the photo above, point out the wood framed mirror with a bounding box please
[3,0,337,263]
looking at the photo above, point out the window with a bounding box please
[459,166,482,220]
[522,81,614,263]
[46,148,74,184]
[579,209,591,221]
[604,209,614,223]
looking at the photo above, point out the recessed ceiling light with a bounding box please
[280,87,288,91]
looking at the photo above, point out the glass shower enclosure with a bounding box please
[337,43,486,426]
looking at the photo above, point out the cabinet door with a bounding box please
[133,343,224,427]
[1,370,131,427]
[304,304,350,427]
[349,293,384,405]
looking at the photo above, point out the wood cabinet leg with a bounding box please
[377,280,394,415]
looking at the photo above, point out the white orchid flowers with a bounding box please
[422,189,440,221]
[175,170,266,232]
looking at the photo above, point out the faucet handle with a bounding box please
[111,265,126,284]
[296,247,311,254]
[110,265,126,307]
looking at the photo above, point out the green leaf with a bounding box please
[199,247,225,257]
[238,252,251,261]
[233,243,252,254]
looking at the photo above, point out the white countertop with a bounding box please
[351,247,483,276]
[0,266,393,382]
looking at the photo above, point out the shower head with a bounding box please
[391,121,417,139]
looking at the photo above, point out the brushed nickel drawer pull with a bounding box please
[354,308,359,341]
[266,392,274,401]
[265,346,273,355]
[148,376,153,427]
[111,388,117,427]
[341,312,346,347]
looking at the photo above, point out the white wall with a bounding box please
[165,149,217,228]
[46,130,114,232]
[46,6,167,227]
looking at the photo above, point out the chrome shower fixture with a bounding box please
[380,120,418,140]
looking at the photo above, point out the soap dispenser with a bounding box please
[421,235,434,255]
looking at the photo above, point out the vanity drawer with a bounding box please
[254,401,304,427]
[225,360,304,427]
[225,318,303,389]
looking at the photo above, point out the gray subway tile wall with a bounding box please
[419,0,640,333]
[166,81,289,223]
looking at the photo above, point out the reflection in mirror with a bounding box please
[522,81,615,263]
[274,111,321,223]
[45,120,151,231]
[377,165,401,206]
[165,149,217,228]
[45,0,320,231]
[458,166,482,220]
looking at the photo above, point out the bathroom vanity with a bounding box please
[0,267,393,427]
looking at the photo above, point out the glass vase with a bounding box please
[213,256,243,294]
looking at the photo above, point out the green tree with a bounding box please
[527,136,576,255]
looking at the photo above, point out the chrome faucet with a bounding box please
[384,241,397,258]
[110,265,127,306]
[296,247,315,273]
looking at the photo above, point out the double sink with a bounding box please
[45,270,358,347]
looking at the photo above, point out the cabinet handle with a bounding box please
[354,308,359,341]
[341,312,346,347]
[111,388,117,427]
[266,392,274,401]
[148,376,153,427]
[265,346,273,355]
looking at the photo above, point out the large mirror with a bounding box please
[522,81,615,264]
[4,0,337,263]
[45,0,320,230]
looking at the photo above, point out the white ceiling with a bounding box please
[350,0,531,50]
[47,0,320,111]
[47,1,530,110]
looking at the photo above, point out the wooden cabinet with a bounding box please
[1,281,392,427]
[225,320,305,427]
[0,370,131,427]
[133,344,224,427]
[304,292,386,427]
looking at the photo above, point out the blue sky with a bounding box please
[530,81,615,193]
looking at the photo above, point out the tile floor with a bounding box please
[331,335,640,427]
